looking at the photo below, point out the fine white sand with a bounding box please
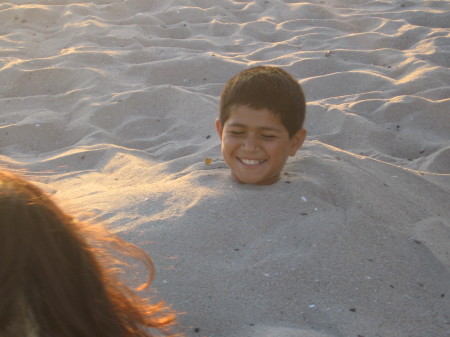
[1,1,449,336]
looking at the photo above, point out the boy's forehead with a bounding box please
[225,105,287,132]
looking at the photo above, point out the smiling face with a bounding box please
[216,105,306,185]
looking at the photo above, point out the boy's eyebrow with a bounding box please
[227,122,283,132]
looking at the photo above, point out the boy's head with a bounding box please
[216,66,307,185]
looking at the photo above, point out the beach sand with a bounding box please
[1,1,449,336]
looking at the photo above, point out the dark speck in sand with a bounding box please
[194,328,200,333]
[285,180,291,184]
[350,308,356,312]
[413,240,422,244]
[301,212,308,216]
[206,135,211,139]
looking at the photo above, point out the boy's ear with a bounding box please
[215,119,224,140]
[289,128,307,156]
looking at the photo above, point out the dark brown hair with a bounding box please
[0,171,179,337]
[219,66,306,137]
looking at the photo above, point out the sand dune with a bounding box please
[1,1,449,336]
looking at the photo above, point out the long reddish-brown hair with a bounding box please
[0,171,180,337]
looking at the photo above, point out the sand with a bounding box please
[1,1,449,336]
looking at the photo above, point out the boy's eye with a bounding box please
[229,130,244,135]
[261,134,276,139]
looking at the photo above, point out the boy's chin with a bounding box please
[231,172,280,186]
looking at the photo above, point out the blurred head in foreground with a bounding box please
[0,171,180,337]
[217,66,307,185]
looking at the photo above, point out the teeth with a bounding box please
[241,159,264,165]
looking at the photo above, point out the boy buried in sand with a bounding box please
[216,66,307,185]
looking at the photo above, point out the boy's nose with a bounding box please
[241,136,258,151]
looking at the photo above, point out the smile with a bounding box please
[239,158,266,166]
